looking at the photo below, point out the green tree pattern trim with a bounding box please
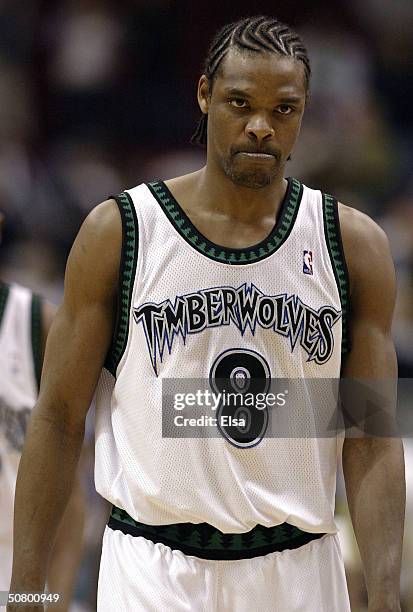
[322,193,350,354]
[110,505,313,552]
[105,192,139,376]
[147,178,303,265]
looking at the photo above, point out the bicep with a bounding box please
[38,298,113,423]
[36,200,121,428]
[342,310,397,379]
[339,209,402,484]
[341,208,397,379]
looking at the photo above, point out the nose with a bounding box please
[246,113,275,143]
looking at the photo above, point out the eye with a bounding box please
[276,104,294,115]
[229,98,249,109]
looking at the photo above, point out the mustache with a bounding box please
[231,146,281,159]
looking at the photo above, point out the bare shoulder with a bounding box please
[338,202,395,307]
[65,198,122,306]
[338,203,390,252]
[80,198,121,246]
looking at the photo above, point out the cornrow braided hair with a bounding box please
[191,16,311,147]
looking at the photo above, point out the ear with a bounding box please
[197,75,210,115]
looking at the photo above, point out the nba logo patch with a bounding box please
[303,250,313,275]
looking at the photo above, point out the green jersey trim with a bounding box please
[108,506,325,561]
[147,177,303,265]
[105,192,139,376]
[0,281,10,329]
[322,193,350,355]
[31,294,43,390]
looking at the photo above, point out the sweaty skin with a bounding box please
[8,49,404,612]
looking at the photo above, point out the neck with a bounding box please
[194,161,288,225]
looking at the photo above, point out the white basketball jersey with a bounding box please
[95,177,350,534]
[0,283,41,589]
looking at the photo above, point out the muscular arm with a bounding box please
[40,303,85,611]
[340,205,405,612]
[9,200,121,610]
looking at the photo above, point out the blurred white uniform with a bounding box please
[0,282,41,590]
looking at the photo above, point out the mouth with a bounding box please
[235,152,276,162]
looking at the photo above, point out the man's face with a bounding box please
[199,49,307,189]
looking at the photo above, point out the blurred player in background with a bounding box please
[8,15,405,612]
[0,212,84,610]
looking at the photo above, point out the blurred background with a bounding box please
[0,0,411,610]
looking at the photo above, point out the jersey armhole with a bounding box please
[104,192,139,377]
[322,193,351,359]
[31,293,43,391]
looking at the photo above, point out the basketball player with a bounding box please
[9,16,404,612]
[0,213,84,610]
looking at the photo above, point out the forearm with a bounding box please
[46,478,85,612]
[9,403,84,602]
[343,437,405,607]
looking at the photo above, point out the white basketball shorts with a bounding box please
[97,525,351,611]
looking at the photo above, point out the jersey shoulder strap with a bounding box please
[321,192,350,355]
[104,192,139,376]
